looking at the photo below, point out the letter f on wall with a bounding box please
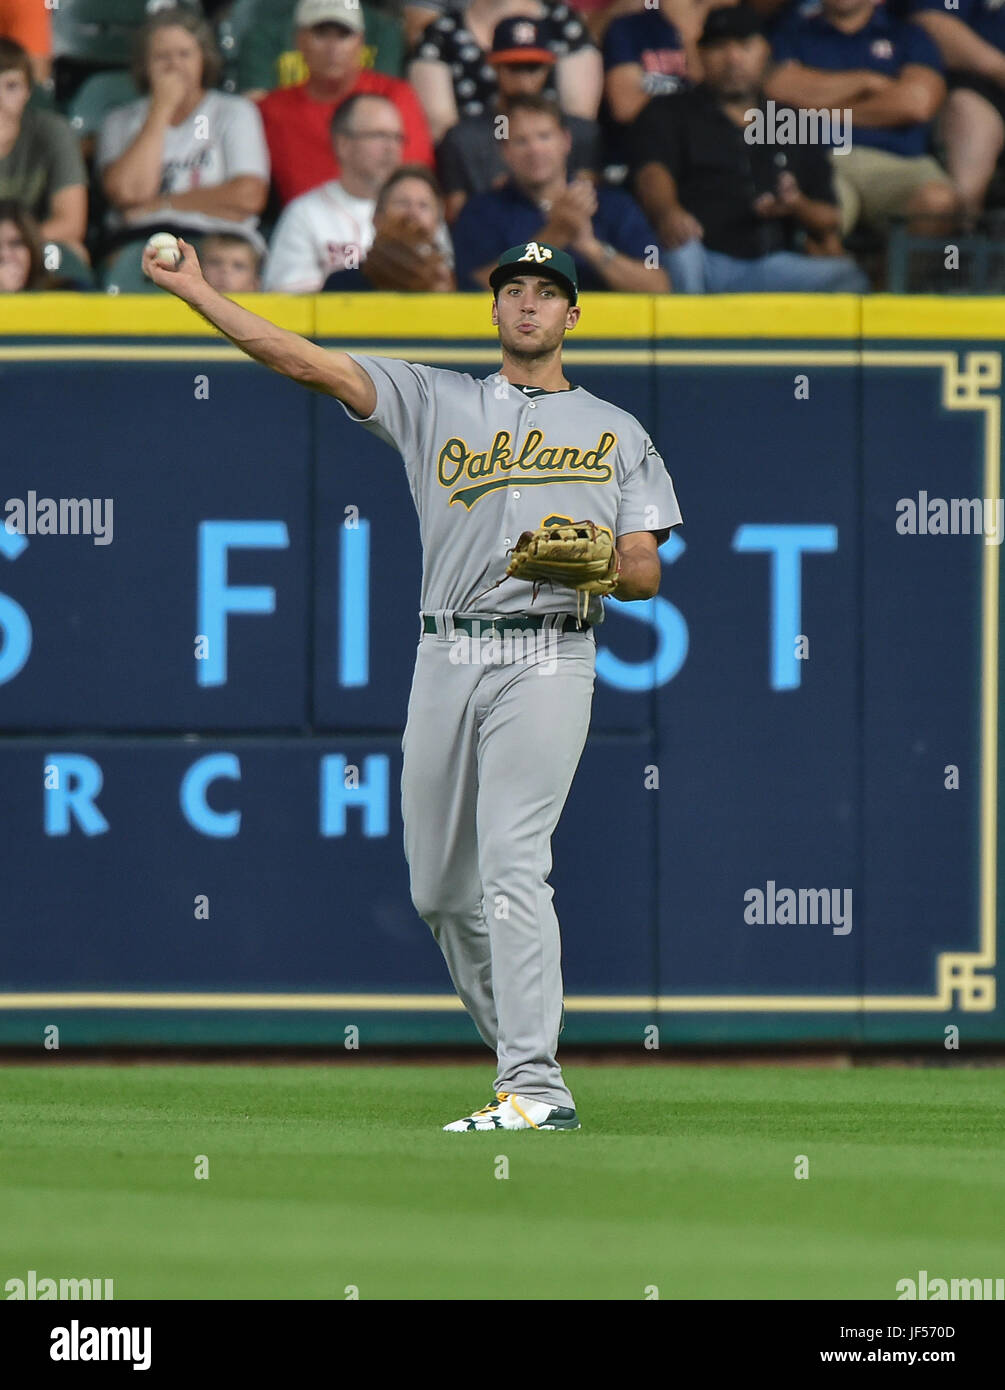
[197,521,289,687]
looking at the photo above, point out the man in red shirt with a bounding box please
[258,0,434,208]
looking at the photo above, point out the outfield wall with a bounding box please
[0,294,1001,1046]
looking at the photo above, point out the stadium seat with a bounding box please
[54,0,205,67]
[216,0,262,92]
[98,239,159,293]
[885,218,1005,294]
[26,82,57,113]
[67,69,141,137]
[46,242,97,290]
[52,0,205,106]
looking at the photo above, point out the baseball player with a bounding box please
[143,235,682,1132]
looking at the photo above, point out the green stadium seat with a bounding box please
[46,242,97,290]
[26,82,58,113]
[66,69,141,137]
[98,238,159,293]
[216,0,262,92]
[53,0,204,69]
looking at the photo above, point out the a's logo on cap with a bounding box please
[520,241,553,263]
[512,20,537,43]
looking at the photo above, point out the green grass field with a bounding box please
[2,1063,1003,1300]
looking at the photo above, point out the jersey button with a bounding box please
[513,489,521,498]
[504,537,512,547]
[528,402,536,409]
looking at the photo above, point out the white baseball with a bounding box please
[145,232,181,271]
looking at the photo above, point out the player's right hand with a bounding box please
[142,236,205,299]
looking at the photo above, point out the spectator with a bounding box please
[199,231,264,292]
[0,0,51,87]
[323,163,455,289]
[0,40,87,259]
[404,0,658,50]
[408,0,602,142]
[236,0,408,98]
[264,93,405,291]
[767,0,957,236]
[453,93,668,290]
[0,199,51,290]
[258,0,433,208]
[560,0,728,48]
[908,0,1005,218]
[630,6,868,291]
[603,2,695,126]
[437,15,601,222]
[97,7,269,254]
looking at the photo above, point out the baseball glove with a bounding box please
[506,520,621,621]
[362,215,454,292]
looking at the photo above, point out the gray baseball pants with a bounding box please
[401,617,596,1110]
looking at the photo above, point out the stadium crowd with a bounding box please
[1,0,1002,294]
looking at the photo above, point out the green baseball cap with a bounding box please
[489,241,579,304]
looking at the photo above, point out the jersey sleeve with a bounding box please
[411,16,453,62]
[546,2,592,55]
[900,21,944,73]
[338,353,434,456]
[769,24,801,65]
[44,112,87,194]
[603,16,643,70]
[615,432,682,543]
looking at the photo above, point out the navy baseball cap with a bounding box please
[489,17,555,65]
[490,242,578,303]
[698,5,762,44]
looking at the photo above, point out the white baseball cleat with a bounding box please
[443,1091,581,1131]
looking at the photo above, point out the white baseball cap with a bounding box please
[294,0,365,34]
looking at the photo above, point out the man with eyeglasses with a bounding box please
[436,17,601,224]
[264,92,405,291]
[257,0,434,210]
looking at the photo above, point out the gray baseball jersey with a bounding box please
[340,353,683,623]
[338,350,683,1119]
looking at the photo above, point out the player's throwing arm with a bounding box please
[141,234,377,417]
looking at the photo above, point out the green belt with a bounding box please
[422,614,590,636]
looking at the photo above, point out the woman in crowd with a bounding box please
[0,201,53,291]
[96,6,269,257]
